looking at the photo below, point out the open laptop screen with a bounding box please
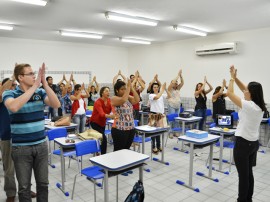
[216,114,234,128]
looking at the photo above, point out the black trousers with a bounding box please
[111,128,135,151]
[90,122,106,155]
[234,136,259,202]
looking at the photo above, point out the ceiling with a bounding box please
[0,0,270,47]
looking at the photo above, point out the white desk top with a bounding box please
[178,134,220,145]
[175,116,202,122]
[262,118,269,123]
[208,127,236,135]
[90,149,149,171]
[45,119,51,125]
[54,137,82,147]
[184,109,195,113]
[45,123,78,130]
[86,114,92,118]
[135,125,168,132]
[107,119,114,125]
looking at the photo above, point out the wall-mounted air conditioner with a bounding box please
[195,42,237,56]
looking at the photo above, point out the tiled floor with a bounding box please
[1,136,270,202]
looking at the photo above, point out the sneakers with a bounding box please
[152,148,158,155]
[158,148,163,152]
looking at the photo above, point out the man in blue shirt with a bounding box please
[0,77,17,202]
[3,63,60,202]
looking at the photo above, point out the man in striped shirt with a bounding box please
[3,63,60,202]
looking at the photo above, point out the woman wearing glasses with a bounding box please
[227,65,266,202]
[71,83,90,133]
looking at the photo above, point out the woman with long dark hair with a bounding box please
[227,65,266,202]
[194,76,213,130]
[212,79,227,119]
[111,79,140,151]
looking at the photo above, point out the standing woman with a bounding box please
[149,82,171,154]
[167,69,184,114]
[194,76,213,130]
[212,79,227,119]
[90,87,116,154]
[71,83,90,133]
[87,76,100,107]
[227,65,266,202]
[111,80,140,151]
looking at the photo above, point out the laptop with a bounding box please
[215,114,234,129]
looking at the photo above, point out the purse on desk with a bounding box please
[148,113,167,128]
[54,116,71,126]
[78,129,103,141]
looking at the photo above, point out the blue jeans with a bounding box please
[167,105,180,115]
[72,113,86,133]
[12,141,48,202]
[194,109,206,130]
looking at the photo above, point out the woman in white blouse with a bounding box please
[227,65,267,202]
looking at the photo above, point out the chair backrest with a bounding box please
[86,110,92,115]
[206,109,212,116]
[180,107,184,113]
[47,128,67,141]
[134,120,139,126]
[75,140,100,157]
[166,113,178,122]
[209,123,216,128]
[231,112,239,121]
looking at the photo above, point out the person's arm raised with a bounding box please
[111,79,131,106]
[153,83,166,100]
[231,65,247,91]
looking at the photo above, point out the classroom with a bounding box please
[0,1,270,202]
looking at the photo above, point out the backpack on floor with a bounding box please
[124,180,144,202]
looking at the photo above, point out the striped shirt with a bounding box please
[3,86,47,146]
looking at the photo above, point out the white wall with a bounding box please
[0,37,128,83]
[128,27,270,103]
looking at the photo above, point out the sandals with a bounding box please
[152,148,159,155]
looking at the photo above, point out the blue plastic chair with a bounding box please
[71,140,104,201]
[47,128,76,169]
[205,109,215,127]
[165,113,188,146]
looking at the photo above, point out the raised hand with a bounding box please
[81,83,85,91]
[178,69,182,76]
[93,76,96,81]
[70,73,73,81]
[230,65,237,79]
[34,67,42,88]
[118,70,121,75]
[222,79,226,87]
[204,76,207,83]
[40,63,46,86]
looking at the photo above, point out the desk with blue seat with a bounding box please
[208,127,236,173]
[90,149,149,202]
[135,125,169,168]
[177,134,220,192]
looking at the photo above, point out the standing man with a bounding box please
[0,77,17,202]
[3,63,60,202]
[45,75,61,118]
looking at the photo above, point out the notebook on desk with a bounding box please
[215,114,234,129]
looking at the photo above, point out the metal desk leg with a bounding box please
[176,143,199,192]
[56,146,69,196]
[104,169,109,202]
[196,144,219,182]
[153,133,170,165]
[141,133,150,172]
[174,122,188,154]
[218,134,224,172]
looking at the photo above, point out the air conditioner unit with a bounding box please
[195,42,237,56]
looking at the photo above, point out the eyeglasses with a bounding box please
[21,72,35,76]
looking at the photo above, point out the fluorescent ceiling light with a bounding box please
[0,24,14,31]
[120,38,151,45]
[173,25,207,36]
[60,31,103,39]
[10,0,47,6]
[105,11,158,26]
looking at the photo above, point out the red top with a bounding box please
[71,96,86,117]
[129,89,140,110]
[90,98,112,127]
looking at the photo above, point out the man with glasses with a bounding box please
[2,63,60,202]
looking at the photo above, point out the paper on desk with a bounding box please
[135,125,160,131]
